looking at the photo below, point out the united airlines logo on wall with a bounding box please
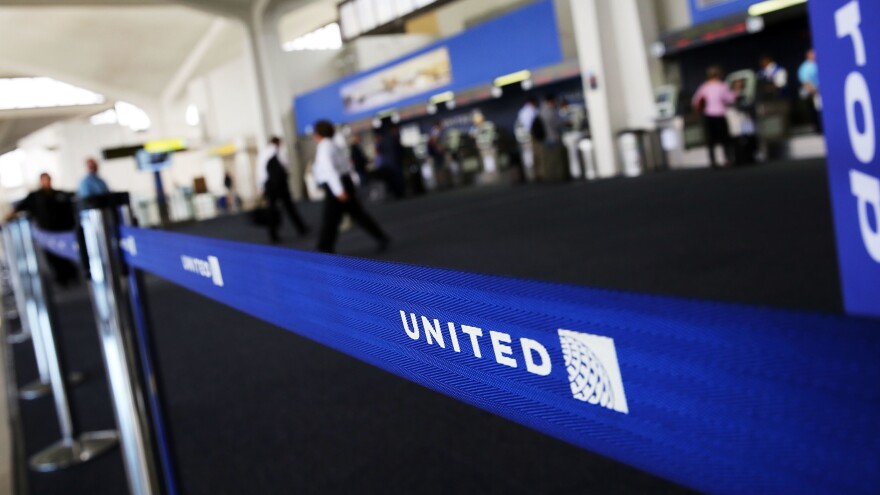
[399,311,629,414]
[558,330,629,414]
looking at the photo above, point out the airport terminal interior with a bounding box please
[0,0,878,494]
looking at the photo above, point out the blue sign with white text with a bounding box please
[689,0,759,24]
[810,0,880,319]
[293,0,563,134]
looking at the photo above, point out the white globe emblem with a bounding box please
[558,329,629,414]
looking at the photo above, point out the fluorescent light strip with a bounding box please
[748,0,807,17]
[494,70,531,87]
[429,91,455,104]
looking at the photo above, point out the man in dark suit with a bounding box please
[6,173,78,286]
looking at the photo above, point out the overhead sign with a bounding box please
[144,138,186,154]
[810,0,880,318]
[339,0,447,41]
[341,47,452,115]
[689,0,759,24]
[295,0,563,134]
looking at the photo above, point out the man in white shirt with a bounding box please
[312,120,390,254]
[517,97,539,180]
[259,136,309,243]
[517,98,538,133]
[759,55,789,98]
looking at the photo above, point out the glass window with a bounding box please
[283,23,343,52]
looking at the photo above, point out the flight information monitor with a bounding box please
[135,149,172,172]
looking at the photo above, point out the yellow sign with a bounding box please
[210,144,237,157]
[144,138,186,153]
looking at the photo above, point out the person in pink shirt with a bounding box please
[692,66,738,169]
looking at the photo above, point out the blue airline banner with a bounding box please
[809,0,880,318]
[32,228,79,262]
[293,0,563,134]
[689,0,759,24]
[119,226,880,495]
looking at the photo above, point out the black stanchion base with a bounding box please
[19,372,85,401]
[29,431,119,472]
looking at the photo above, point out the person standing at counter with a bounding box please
[759,55,789,99]
[375,127,406,199]
[517,98,539,181]
[798,48,822,133]
[692,66,738,169]
[312,120,390,255]
[538,94,565,181]
[77,157,110,199]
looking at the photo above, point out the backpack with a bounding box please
[530,116,547,142]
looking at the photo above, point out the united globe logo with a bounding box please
[558,330,629,414]
[398,310,630,414]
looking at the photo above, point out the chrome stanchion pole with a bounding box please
[7,218,52,399]
[2,223,31,345]
[79,193,165,495]
[19,218,118,472]
[11,218,86,400]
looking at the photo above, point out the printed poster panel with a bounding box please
[341,47,452,115]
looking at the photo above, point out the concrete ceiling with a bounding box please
[0,103,113,154]
[0,5,218,102]
[0,0,252,153]
[277,0,337,41]
[0,0,255,17]
[0,0,327,153]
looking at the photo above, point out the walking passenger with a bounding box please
[693,66,738,169]
[312,120,390,255]
[257,136,310,243]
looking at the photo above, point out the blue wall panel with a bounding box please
[293,0,563,134]
[689,0,759,24]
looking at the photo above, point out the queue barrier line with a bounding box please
[31,228,79,262]
[37,225,880,494]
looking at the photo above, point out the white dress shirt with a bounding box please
[312,138,351,197]
[255,144,289,189]
[517,103,538,132]
[762,63,789,90]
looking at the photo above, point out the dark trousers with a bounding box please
[704,116,732,168]
[378,166,405,199]
[267,187,308,241]
[46,251,78,287]
[318,177,388,254]
[807,97,823,134]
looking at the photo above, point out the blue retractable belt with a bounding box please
[94,226,880,494]
[31,228,79,262]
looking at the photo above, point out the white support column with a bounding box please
[570,0,661,178]
[242,20,274,149]
[246,0,309,199]
[162,18,230,105]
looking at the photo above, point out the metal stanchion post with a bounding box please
[79,193,166,495]
[9,218,86,401]
[6,219,52,399]
[2,225,31,345]
[16,218,119,471]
